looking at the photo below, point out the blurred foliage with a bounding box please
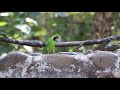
[0,12,120,54]
[110,13,120,45]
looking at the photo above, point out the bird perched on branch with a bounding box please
[46,34,61,54]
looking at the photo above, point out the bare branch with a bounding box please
[0,33,120,47]
[56,35,120,47]
[1,32,9,38]
[0,33,46,47]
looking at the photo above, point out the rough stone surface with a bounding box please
[0,50,120,78]
[0,51,29,72]
[90,51,118,69]
[114,49,120,57]
[112,71,120,78]
[43,54,76,69]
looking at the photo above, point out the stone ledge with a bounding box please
[0,50,120,78]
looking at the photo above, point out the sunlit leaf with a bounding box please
[89,12,95,15]
[35,28,47,36]
[0,12,9,16]
[0,22,8,26]
[15,24,31,34]
[14,33,19,38]
[23,46,33,52]
[69,48,73,52]
[26,17,38,26]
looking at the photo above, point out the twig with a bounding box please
[0,32,120,47]
[0,33,45,47]
[76,42,84,50]
[1,32,9,38]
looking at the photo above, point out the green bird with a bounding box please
[46,34,61,54]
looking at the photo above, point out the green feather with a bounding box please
[46,34,61,54]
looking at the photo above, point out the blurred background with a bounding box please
[0,12,120,55]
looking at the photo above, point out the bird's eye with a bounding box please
[53,36,59,41]
[55,36,58,39]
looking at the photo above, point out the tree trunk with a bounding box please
[92,12,113,50]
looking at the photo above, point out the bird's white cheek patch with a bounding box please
[56,38,61,42]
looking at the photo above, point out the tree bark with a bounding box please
[92,12,113,50]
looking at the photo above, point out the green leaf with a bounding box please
[0,22,8,26]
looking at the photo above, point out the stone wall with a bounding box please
[0,50,120,78]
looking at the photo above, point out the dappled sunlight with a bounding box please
[0,12,119,54]
[0,12,10,16]
[23,46,33,53]
[26,17,38,26]
[0,12,120,78]
[0,22,8,26]
[15,24,31,34]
